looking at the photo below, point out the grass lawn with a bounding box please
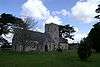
[0,50,99,67]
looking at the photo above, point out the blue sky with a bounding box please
[43,0,78,10]
[0,0,99,43]
[0,0,26,16]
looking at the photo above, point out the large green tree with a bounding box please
[78,38,91,61]
[87,22,100,52]
[0,13,27,46]
[86,4,100,52]
[59,24,76,43]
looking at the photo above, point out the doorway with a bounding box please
[45,45,48,51]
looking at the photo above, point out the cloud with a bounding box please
[71,0,100,23]
[45,16,63,25]
[52,9,70,16]
[68,32,88,43]
[21,0,64,32]
[74,32,88,42]
[73,26,79,34]
[67,26,87,43]
[21,0,50,20]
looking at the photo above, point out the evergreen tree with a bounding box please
[87,5,100,52]
[78,38,91,61]
[0,13,27,46]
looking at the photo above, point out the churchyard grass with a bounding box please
[0,50,99,67]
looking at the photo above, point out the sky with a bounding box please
[0,0,100,43]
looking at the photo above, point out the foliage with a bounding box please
[0,45,12,51]
[24,17,38,30]
[12,17,38,51]
[56,47,62,52]
[86,4,100,52]
[0,13,27,35]
[78,38,91,61]
[0,13,28,47]
[59,24,76,43]
[95,4,100,19]
[0,37,9,45]
[87,22,100,52]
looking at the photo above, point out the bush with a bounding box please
[1,45,12,51]
[56,47,62,52]
[77,38,91,61]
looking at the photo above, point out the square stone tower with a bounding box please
[45,23,59,51]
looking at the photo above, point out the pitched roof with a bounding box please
[13,29,45,45]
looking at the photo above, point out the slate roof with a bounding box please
[13,29,45,45]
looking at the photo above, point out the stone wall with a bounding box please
[12,29,44,52]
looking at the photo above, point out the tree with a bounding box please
[78,38,91,61]
[0,13,27,46]
[95,4,100,19]
[12,17,38,51]
[87,23,100,52]
[24,17,38,30]
[59,24,76,42]
[86,4,100,52]
[0,37,9,45]
[57,24,75,51]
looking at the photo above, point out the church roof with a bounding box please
[13,29,45,45]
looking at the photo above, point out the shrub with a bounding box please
[56,47,62,52]
[77,38,91,61]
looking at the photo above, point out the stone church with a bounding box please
[12,23,68,52]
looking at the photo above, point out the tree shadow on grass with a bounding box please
[70,57,96,63]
